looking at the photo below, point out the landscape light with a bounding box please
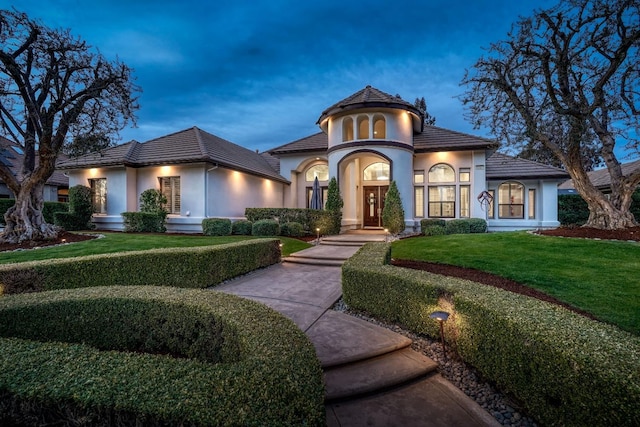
[429,311,450,359]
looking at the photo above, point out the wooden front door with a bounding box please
[363,186,388,228]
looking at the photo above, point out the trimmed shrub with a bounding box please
[252,219,280,236]
[0,199,14,223]
[324,177,343,235]
[280,222,305,237]
[420,218,446,229]
[42,202,69,224]
[382,181,405,234]
[423,225,446,236]
[232,219,253,235]
[136,188,168,232]
[445,219,471,235]
[122,212,166,232]
[468,218,488,233]
[0,286,325,426]
[342,244,640,427]
[244,208,335,235]
[54,185,93,231]
[0,239,281,294]
[202,218,232,236]
[558,194,590,225]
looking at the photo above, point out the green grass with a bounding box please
[0,232,311,264]
[392,232,640,335]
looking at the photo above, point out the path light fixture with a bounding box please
[316,228,320,245]
[384,228,389,242]
[429,311,450,359]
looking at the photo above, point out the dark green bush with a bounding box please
[42,202,69,224]
[0,199,13,223]
[558,194,590,225]
[244,208,334,235]
[422,225,446,236]
[0,286,325,426]
[445,219,470,235]
[252,219,280,236]
[0,239,281,294]
[138,189,168,231]
[122,212,166,232]
[382,181,405,234]
[467,218,488,233]
[342,244,640,427]
[54,185,93,231]
[232,219,253,235]
[202,218,232,236]
[280,222,305,237]
[324,177,343,235]
[420,219,446,230]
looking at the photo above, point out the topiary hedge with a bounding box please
[0,286,324,426]
[122,212,167,233]
[342,243,640,427]
[0,239,281,295]
[445,219,471,234]
[231,219,252,235]
[420,218,487,235]
[202,218,232,236]
[280,222,305,237]
[245,208,333,235]
[252,219,280,236]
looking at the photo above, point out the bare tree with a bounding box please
[461,0,640,229]
[0,10,139,243]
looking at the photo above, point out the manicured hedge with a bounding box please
[0,286,324,426]
[202,218,232,236]
[0,239,281,295]
[232,219,253,235]
[558,191,640,226]
[122,212,167,233]
[420,218,487,235]
[342,243,640,427]
[252,219,280,236]
[280,222,305,237]
[445,219,470,234]
[245,207,333,234]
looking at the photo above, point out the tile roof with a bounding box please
[558,158,640,190]
[268,132,328,155]
[57,127,288,183]
[317,85,423,126]
[486,152,569,180]
[0,136,69,187]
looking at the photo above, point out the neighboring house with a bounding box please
[57,85,569,233]
[558,159,640,195]
[0,136,69,202]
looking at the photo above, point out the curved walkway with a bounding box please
[215,232,499,427]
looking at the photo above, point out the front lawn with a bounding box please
[392,232,640,335]
[0,232,311,264]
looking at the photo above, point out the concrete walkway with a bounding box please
[216,231,499,427]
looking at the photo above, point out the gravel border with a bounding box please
[333,299,539,427]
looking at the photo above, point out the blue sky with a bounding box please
[13,0,557,153]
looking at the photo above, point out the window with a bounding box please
[459,168,470,182]
[414,187,424,217]
[160,176,181,214]
[342,117,354,142]
[460,186,470,218]
[428,164,455,182]
[306,187,328,209]
[363,162,390,181]
[498,182,524,219]
[89,178,107,214]
[373,115,386,139]
[305,164,329,181]
[428,186,455,218]
[528,189,536,219]
[357,115,369,139]
[414,170,425,184]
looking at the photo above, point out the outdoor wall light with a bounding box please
[429,311,450,358]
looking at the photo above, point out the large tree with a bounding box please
[461,0,640,229]
[0,10,139,243]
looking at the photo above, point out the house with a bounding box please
[558,159,640,195]
[0,136,69,202]
[57,85,569,233]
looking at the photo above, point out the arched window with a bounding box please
[363,162,390,181]
[428,164,455,182]
[498,182,524,218]
[357,115,369,139]
[342,117,354,142]
[373,115,386,139]
[305,164,329,181]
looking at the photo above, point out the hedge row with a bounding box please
[245,208,336,234]
[0,286,324,426]
[122,212,167,233]
[0,239,281,295]
[0,200,68,224]
[342,243,640,427]
[420,218,487,235]
[558,192,640,226]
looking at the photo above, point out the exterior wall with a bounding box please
[486,178,562,231]
[277,152,327,208]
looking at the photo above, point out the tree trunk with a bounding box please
[0,183,60,244]
[572,172,637,230]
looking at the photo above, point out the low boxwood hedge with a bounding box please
[231,219,253,235]
[122,212,167,233]
[0,239,281,295]
[280,221,305,237]
[0,286,324,426]
[202,218,232,236]
[342,243,640,427]
[252,219,280,236]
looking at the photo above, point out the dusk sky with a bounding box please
[14,0,558,153]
